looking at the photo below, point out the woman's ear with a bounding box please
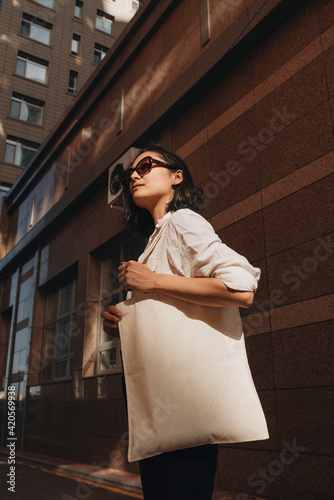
[172,169,184,186]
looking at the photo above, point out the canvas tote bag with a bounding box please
[117,219,269,462]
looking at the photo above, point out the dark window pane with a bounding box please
[26,103,42,124]
[20,20,30,37]
[16,58,25,77]
[20,145,37,167]
[10,99,21,119]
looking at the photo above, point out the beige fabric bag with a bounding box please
[117,218,269,462]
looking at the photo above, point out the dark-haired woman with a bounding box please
[102,145,261,500]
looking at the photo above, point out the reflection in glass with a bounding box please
[99,348,117,371]
[74,0,82,20]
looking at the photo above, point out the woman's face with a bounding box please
[129,151,183,211]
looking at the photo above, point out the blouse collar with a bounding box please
[155,211,173,228]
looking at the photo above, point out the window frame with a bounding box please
[41,276,77,383]
[10,92,44,125]
[97,235,146,375]
[71,33,81,55]
[4,136,39,167]
[95,9,114,35]
[15,51,48,84]
[20,13,52,46]
[93,43,109,65]
[74,0,83,21]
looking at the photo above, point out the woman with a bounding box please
[101,144,261,500]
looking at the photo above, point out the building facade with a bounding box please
[0,0,333,498]
[0,0,140,194]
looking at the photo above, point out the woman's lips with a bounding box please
[132,184,143,192]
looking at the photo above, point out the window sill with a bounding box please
[1,161,25,169]
[28,0,56,12]
[94,27,115,38]
[13,73,49,87]
[69,53,82,60]
[96,368,123,376]
[18,33,52,49]
[7,116,44,129]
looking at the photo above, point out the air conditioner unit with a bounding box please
[108,147,140,207]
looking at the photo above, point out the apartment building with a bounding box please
[0,0,140,195]
[0,0,333,498]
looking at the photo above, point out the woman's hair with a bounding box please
[121,143,204,237]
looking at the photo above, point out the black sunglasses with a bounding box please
[121,156,175,186]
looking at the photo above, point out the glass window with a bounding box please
[4,136,39,167]
[15,52,48,84]
[74,0,83,20]
[20,14,52,45]
[10,93,44,125]
[71,34,80,55]
[34,0,54,8]
[68,70,78,93]
[98,236,146,373]
[95,10,114,35]
[41,277,77,382]
[93,43,109,64]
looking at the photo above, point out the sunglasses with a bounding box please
[121,156,175,186]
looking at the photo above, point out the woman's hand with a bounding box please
[118,260,156,292]
[101,305,122,338]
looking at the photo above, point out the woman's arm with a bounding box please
[119,261,254,308]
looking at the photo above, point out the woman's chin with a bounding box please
[131,195,150,210]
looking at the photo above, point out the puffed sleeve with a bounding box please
[166,209,261,292]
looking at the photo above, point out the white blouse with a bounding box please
[133,208,260,294]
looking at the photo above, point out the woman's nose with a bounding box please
[130,169,141,181]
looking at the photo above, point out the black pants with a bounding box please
[139,443,218,500]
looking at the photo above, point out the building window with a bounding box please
[34,0,54,8]
[41,278,77,382]
[20,13,52,45]
[4,136,39,167]
[93,43,109,64]
[74,0,83,20]
[15,52,48,84]
[71,34,80,55]
[95,10,114,35]
[98,236,146,373]
[68,70,78,93]
[10,93,44,125]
